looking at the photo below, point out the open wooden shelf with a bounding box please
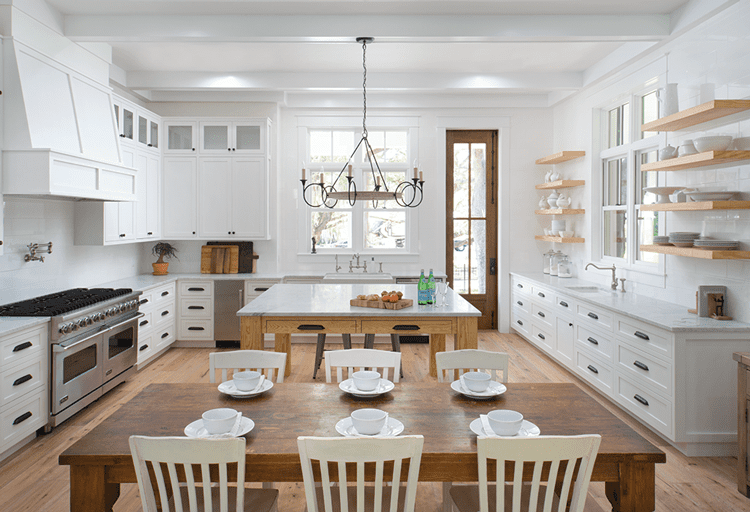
[535,151,586,165]
[640,151,750,172]
[535,235,585,244]
[535,180,585,190]
[535,209,585,215]
[640,245,750,260]
[641,100,750,132]
[640,201,750,212]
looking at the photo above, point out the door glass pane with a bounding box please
[470,143,487,217]
[603,210,627,258]
[453,144,469,217]
[150,121,159,148]
[236,125,260,150]
[311,211,351,248]
[637,208,659,263]
[138,116,148,144]
[365,211,405,249]
[203,125,228,150]
[123,109,134,140]
[452,219,470,293]
[470,219,486,294]
[168,126,193,150]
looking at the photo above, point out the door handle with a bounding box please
[489,258,496,275]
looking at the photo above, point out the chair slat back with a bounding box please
[435,349,509,383]
[298,436,424,512]
[477,435,601,512]
[129,435,246,512]
[325,348,401,383]
[210,350,287,383]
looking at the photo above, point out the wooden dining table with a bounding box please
[59,382,666,512]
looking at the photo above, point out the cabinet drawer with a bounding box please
[616,317,672,360]
[530,321,554,352]
[510,310,531,338]
[141,282,176,310]
[575,350,614,395]
[137,332,155,364]
[576,302,614,331]
[616,374,673,437]
[178,319,214,340]
[180,298,213,318]
[267,319,358,334]
[576,324,614,362]
[1,325,47,369]
[616,343,673,398]
[511,293,531,315]
[511,276,532,296]
[531,286,554,305]
[1,357,45,407]
[0,389,47,449]
[359,319,453,334]
[531,303,554,329]
[154,300,176,326]
[155,324,176,348]
[137,311,153,334]
[244,280,279,298]
[179,281,213,298]
[554,294,577,317]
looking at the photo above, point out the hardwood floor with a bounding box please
[1,332,748,511]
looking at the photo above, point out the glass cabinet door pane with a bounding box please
[168,126,193,150]
[123,109,134,140]
[235,125,260,151]
[138,116,148,144]
[203,125,228,150]
[150,121,159,148]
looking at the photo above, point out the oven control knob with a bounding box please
[70,322,79,331]
[59,324,70,334]
[113,306,121,314]
[84,316,93,326]
[105,308,113,317]
[97,312,106,321]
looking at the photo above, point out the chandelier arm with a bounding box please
[332,136,367,185]
[363,137,389,192]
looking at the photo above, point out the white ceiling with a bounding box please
[43,0,695,99]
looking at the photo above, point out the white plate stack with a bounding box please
[693,240,740,251]
[668,232,700,247]
[653,236,671,246]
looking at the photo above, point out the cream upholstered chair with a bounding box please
[129,435,279,512]
[298,436,424,512]
[324,348,402,383]
[449,435,601,512]
[435,349,509,383]
[209,349,287,383]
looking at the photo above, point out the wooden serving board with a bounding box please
[349,298,413,310]
[200,245,239,274]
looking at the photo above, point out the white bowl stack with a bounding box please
[653,235,671,246]
[668,232,701,247]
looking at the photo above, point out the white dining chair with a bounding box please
[298,435,424,512]
[448,435,601,512]
[129,435,279,512]
[324,348,402,383]
[209,349,287,383]
[435,349,509,383]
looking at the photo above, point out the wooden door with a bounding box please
[446,130,498,329]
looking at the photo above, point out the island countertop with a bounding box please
[237,283,480,317]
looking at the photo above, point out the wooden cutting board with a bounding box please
[349,298,413,310]
[200,245,239,274]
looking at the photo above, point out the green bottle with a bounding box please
[427,269,436,304]
[418,269,427,305]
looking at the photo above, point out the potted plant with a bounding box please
[151,242,178,275]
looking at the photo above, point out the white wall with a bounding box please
[552,0,750,322]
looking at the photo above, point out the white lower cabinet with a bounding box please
[615,374,673,438]
[137,282,176,367]
[177,280,214,341]
[575,349,614,395]
[244,280,281,306]
[554,317,575,366]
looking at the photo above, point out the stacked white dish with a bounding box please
[693,239,740,250]
[668,232,700,247]
[653,235,671,246]
[684,190,738,201]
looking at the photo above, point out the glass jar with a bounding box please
[557,254,573,278]
[542,250,555,274]
[549,250,563,276]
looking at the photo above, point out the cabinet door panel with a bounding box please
[232,157,267,238]
[198,158,232,237]
[200,122,231,152]
[162,158,198,238]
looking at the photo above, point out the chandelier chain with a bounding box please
[362,38,367,138]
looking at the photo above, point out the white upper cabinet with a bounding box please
[113,96,160,154]
[164,121,198,154]
[199,120,266,155]
[135,152,161,240]
[162,157,199,238]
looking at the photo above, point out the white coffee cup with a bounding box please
[462,371,491,392]
[487,409,524,436]
[202,408,239,434]
[233,370,261,391]
[351,408,387,435]
[352,370,380,391]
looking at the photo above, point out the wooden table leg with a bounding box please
[455,317,478,351]
[429,334,446,378]
[240,316,263,351]
[69,465,120,512]
[605,461,656,512]
[275,333,292,377]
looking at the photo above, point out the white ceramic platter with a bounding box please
[335,417,404,437]
[218,379,273,398]
[469,418,540,438]
[339,379,395,397]
[184,417,255,438]
[450,380,507,399]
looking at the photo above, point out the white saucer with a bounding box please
[184,417,255,438]
[335,417,404,437]
[469,418,540,438]
[451,380,507,399]
[339,379,395,397]
[218,379,273,398]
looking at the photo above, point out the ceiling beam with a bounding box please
[65,14,669,43]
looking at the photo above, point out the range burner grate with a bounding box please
[0,288,134,317]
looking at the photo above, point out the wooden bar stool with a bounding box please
[312,334,402,378]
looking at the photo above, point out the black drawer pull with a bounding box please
[516,320,523,326]
[587,337,599,345]
[516,300,523,306]
[254,287,270,292]
[188,287,205,292]
[537,311,545,318]
[13,412,32,425]
[188,327,205,331]
[298,325,325,330]
[13,374,32,386]
[188,306,205,310]
[140,320,149,327]
[13,342,33,352]
[634,331,650,341]
[393,325,420,331]
[587,312,599,320]
[517,283,523,288]
[537,333,545,340]
[587,365,599,374]
[140,299,149,305]
[633,360,650,371]
[538,292,545,298]
[161,291,170,297]
[139,344,149,351]
[634,394,649,406]
[559,301,568,307]
[161,332,170,339]
[161,310,170,316]
[147,231,153,235]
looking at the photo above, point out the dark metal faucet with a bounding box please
[585,263,618,290]
[311,237,316,254]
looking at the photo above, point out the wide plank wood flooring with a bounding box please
[0,332,748,511]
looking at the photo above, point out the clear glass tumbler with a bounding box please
[437,282,448,307]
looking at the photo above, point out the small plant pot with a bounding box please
[152,262,169,275]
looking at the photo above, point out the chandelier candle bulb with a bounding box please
[413,166,418,179]
[419,171,423,181]
[348,164,353,177]
[376,176,381,187]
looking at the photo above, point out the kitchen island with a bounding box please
[238,284,481,377]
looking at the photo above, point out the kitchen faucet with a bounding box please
[334,255,342,273]
[585,263,619,290]
[349,253,367,273]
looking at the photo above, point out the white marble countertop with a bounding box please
[0,317,50,337]
[237,284,481,317]
[512,272,750,332]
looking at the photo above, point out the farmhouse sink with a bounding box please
[564,285,608,293]
[322,273,394,284]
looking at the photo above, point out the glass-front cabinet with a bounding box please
[164,121,198,154]
[199,120,266,154]
[112,97,160,152]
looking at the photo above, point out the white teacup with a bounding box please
[202,408,239,435]
[462,371,491,392]
[352,370,380,391]
[351,408,387,435]
[233,370,261,391]
[487,409,524,436]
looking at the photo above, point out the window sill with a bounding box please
[297,253,420,264]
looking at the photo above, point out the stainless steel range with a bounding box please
[0,288,143,429]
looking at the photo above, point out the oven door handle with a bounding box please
[53,313,143,353]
